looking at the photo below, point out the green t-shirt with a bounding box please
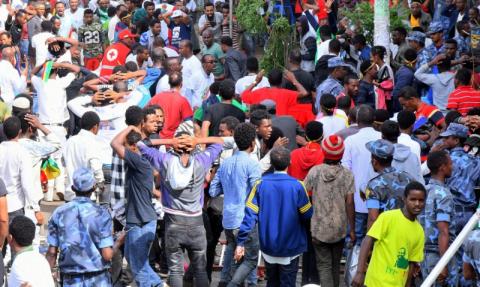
[201,43,225,77]
[194,96,247,123]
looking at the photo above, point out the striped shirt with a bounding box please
[447,86,480,116]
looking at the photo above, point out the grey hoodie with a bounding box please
[393,143,425,184]
[414,63,455,112]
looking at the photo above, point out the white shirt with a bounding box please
[164,46,179,58]
[342,127,381,213]
[19,133,61,212]
[398,133,421,163]
[64,129,104,199]
[126,54,148,70]
[316,39,331,60]
[8,248,55,287]
[0,5,9,31]
[56,49,73,64]
[319,115,347,137]
[32,73,75,124]
[235,74,270,96]
[0,141,38,213]
[108,15,120,43]
[0,60,27,107]
[155,74,188,96]
[67,91,143,165]
[31,32,55,67]
[186,68,214,109]
[182,55,202,87]
[65,8,84,30]
[57,14,73,38]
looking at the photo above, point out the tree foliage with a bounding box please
[260,17,294,73]
[236,0,267,34]
[341,2,408,44]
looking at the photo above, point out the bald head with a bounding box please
[2,47,14,58]
[151,47,165,65]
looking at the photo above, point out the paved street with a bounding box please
[40,200,347,287]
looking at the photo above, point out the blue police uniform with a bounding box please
[447,147,480,232]
[463,229,480,283]
[420,178,458,286]
[47,197,113,287]
[365,166,414,212]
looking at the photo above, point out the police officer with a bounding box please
[364,139,415,230]
[46,168,124,286]
[438,124,480,233]
[407,31,430,69]
[425,22,446,60]
[463,228,480,281]
[421,150,458,286]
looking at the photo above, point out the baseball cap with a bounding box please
[366,139,394,159]
[172,10,183,18]
[72,168,96,192]
[440,123,469,138]
[406,31,426,44]
[118,29,139,40]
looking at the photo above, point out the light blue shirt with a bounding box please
[315,76,343,112]
[341,127,381,213]
[209,150,262,229]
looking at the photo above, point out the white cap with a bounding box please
[172,10,183,18]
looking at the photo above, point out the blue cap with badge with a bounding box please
[406,31,426,44]
[428,22,444,35]
[366,139,395,159]
[440,123,469,138]
[72,168,96,193]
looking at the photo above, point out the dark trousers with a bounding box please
[111,219,133,287]
[265,256,300,287]
[149,219,168,273]
[302,219,319,285]
[205,208,223,281]
[164,214,209,287]
[313,238,345,287]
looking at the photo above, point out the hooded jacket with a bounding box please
[288,143,324,181]
[392,143,424,184]
[305,163,355,243]
[414,63,455,111]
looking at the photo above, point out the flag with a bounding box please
[42,61,53,82]
[41,158,60,180]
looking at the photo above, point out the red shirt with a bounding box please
[447,85,480,116]
[416,102,445,128]
[288,142,324,182]
[242,87,297,115]
[148,91,193,139]
[242,87,315,127]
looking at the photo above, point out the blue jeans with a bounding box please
[125,220,163,287]
[164,214,209,287]
[354,212,368,246]
[224,228,259,287]
[265,256,299,287]
[221,242,258,285]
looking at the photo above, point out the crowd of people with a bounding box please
[0,0,480,286]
